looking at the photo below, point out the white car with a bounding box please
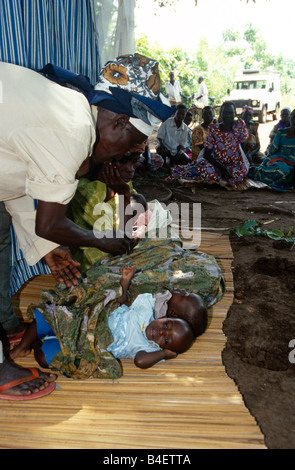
[227,70,281,123]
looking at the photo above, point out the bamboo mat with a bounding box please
[0,231,266,449]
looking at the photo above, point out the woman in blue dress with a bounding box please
[249,109,295,191]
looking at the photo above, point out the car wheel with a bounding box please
[273,104,280,121]
[259,106,267,123]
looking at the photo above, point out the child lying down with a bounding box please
[10,266,207,372]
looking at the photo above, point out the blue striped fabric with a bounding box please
[10,199,52,297]
[2,0,102,295]
[0,0,101,84]
[10,225,52,297]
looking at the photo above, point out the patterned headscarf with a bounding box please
[39,54,174,136]
[94,53,173,135]
[95,53,161,99]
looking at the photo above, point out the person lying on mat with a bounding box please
[10,267,207,374]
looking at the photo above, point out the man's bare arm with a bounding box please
[36,200,132,256]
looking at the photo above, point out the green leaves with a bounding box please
[230,220,295,243]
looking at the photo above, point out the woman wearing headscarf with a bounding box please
[168,102,249,187]
[249,109,295,191]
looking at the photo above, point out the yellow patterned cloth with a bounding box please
[67,178,133,272]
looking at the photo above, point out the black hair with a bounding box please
[172,319,194,354]
[202,105,213,116]
[193,303,208,338]
[220,101,236,116]
[185,295,208,338]
[130,192,147,211]
[176,103,187,112]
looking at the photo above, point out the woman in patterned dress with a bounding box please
[249,109,295,191]
[169,102,250,187]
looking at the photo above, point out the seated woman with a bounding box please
[249,109,295,191]
[240,106,264,164]
[169,102,250,187]
[267,107,291,148]
[191,106,214,161]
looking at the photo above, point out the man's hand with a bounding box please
[102,163,130,196]
[95,230,137,255]
[44,246,81,287]
[219,165,232,181]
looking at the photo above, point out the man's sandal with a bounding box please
[0,367,56,401]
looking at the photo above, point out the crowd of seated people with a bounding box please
[136,84,295,192]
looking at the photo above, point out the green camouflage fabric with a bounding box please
[87,237,225,308]
[33,237,225,379]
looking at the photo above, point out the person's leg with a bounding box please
[171,152,191,166]
[0,202,20,333]
[9,320,38,360]
[10,309,57,360]
[156,144,171,165]
[35,337,61,369]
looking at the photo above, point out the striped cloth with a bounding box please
[0,0,101,85]
[10,222,52,297]
[1,0,102,296]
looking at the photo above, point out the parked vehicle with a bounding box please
[226,70,281,123]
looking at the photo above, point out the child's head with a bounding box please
[130,193,149,239]
[116,153,141,183]
[130,193,147,223]
[146,317,194,354]
[167,289,208,338]
[130,192,147,212]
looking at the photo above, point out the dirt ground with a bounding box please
[133,119,295,449]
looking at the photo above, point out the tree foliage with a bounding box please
[152,0,265,7]
[136,22,295,108]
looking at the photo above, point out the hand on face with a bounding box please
[102,162,131,195]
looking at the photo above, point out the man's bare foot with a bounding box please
[0,360,56,397]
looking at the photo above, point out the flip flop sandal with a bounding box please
[0,367,56,401]
[8,329,26,345]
